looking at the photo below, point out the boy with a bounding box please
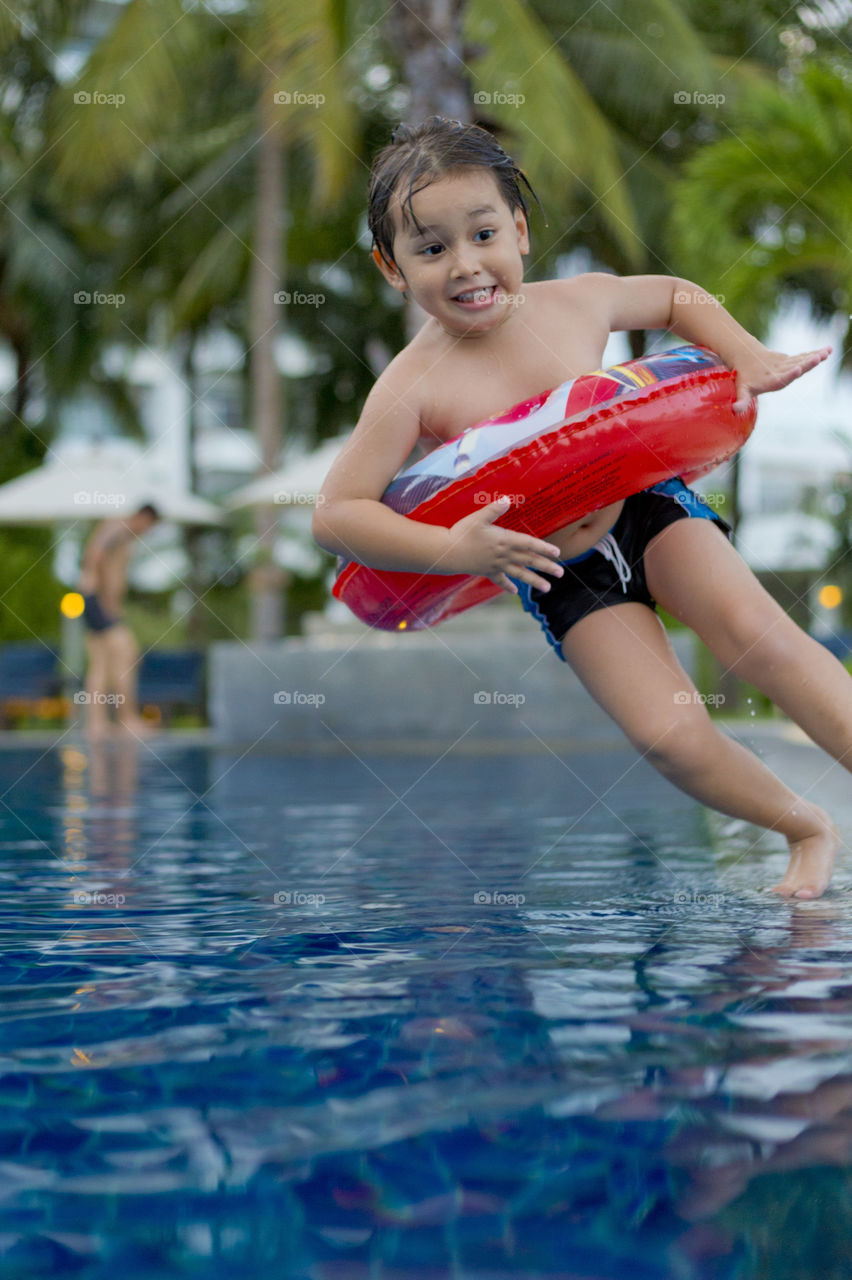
[313,117,849,900]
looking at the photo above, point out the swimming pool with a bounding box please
[1,735,851,1278]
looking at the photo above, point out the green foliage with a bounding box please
[669,60,852,344]
[0,426,61,645]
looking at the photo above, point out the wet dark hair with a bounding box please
[135,503,160,520]
[368,116,544,267]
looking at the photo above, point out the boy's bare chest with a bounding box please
[416,327,608,448]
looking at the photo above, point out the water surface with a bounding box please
[1,739,851,1278]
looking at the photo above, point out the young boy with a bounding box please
[313,117,849,900]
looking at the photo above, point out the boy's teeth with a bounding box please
[456,287,492,302]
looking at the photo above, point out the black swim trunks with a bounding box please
[513,477,732,661]
[82,594,119,633]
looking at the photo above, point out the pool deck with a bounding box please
[0,718,849,811]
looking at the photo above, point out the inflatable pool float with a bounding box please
[332,344,755,630]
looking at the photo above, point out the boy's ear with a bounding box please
[513,207,530,256]
[371,246,408,292]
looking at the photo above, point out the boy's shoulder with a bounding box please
[528,272,620,300]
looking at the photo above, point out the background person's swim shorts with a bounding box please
[82,594,120,633]
[513,477,732,661]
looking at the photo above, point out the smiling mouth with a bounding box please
[452,285,498,305]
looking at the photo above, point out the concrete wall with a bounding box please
[209,615,696,752]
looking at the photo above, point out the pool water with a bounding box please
[1,739,852,1278]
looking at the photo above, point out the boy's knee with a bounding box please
[725,616,801,683]
[630,710,717,776]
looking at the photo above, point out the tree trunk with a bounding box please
[182,333,206,646]
[385,0,471,341]
[385,0,471,125]
[248,81,287,642]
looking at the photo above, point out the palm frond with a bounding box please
[466,0,642,265]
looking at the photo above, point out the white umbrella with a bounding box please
[0,441,224,526]
[226,436,347,510]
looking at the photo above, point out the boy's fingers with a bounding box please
[479,496,513,524]
[733,377,754,414]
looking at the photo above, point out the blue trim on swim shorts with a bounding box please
[648,476,718,520]
[512,478,721,661]
[513,578,566,658]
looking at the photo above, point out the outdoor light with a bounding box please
[818,584,843,610]
[60,591,85,619]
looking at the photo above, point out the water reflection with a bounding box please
[0,742,849,1276]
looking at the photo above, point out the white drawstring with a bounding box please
[593,532,632,592]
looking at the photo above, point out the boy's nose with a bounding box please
[448,247,480,277]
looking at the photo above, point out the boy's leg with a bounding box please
[109,625,153,734]
[559,600,838,898]
[83,632,113,739]
[642,518,852,773]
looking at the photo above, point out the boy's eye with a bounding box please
[420,244,443,256]
[475,228,495,242]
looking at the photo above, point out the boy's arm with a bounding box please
[578,273,831,412]
[313,368,564,593]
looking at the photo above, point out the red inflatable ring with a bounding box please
[332,344,756,631]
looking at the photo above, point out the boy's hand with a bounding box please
[733,346,832,414]
[446,497,564,594]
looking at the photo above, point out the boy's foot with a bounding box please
[772,807,840,900]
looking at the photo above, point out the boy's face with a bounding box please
[373,168,530,338]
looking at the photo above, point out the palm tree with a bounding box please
[670,60,852,348]
[47,0,362,639]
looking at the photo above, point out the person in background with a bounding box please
[77,502,160,739]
